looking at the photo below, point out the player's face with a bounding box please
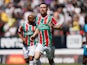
[40,4,48,15]
[28,15,35,23]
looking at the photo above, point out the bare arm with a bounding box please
[54,15,64,29]
[53,24,62,29]
[51,17,63,29]
[18,32,25,42]
[33,28,39,37]
[30,28,39,41]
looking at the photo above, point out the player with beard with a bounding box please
[30,3,62,65]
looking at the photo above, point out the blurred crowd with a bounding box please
[0,0,87,37]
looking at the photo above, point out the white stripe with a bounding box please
[0,50,22,55]
[55,49,83,55]
[0,49,83,55]
[44,31,46,44]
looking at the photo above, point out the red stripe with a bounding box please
[44,30,49,46]
[37,17,41,24]
[25,36,28,45]
[52,17,57,25]
[25,24,28,45]
[39,32,42,44]
[19,26,23,32]
[32,26,34,32]
[26,24,28,31]
[44,16,48,24]
[30,41,34,46]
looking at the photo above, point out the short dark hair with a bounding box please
[39,3,48,8]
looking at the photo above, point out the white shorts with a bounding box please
[35,43,55,59]
[22,44,36,59]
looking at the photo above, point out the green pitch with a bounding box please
[0,64,82,65]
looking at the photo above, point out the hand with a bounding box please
[22,38,26,42]
[30,35,35,42]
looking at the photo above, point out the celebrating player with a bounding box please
[18,13,37,65]
[30,3,62,65]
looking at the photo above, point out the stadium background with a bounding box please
[0,0,87,65]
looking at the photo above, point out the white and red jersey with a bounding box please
[18,23,36,46]
[36,15,57,46]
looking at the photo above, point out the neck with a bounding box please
[28,22,30,24]
[41,13,47,17]
[28,22,33,25]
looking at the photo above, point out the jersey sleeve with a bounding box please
[51,17,57,25]
[18,23,25,33]
[18,25,23,33]
[35,17,38,28]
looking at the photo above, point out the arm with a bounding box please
[53,24,62,29]
[18,32,25,42]
[33,28,39,37]
[18,26,25,42]
[51,17,63,29]
[30,28,39,41]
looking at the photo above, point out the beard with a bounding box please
[41,12,47,17]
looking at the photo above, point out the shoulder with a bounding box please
[48,15,53,20]
[35,16,41,24]
[48,15,53,18]
[35,16,38,23]
[47,15,53,22]
[35,16,39,20]
[21,22,27,27]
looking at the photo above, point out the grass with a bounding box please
[0,64,82,65]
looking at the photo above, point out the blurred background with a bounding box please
[0,0,87,64]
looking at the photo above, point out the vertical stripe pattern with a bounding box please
[32,26,34,32]
[25,24,28,45]
[36,16,56,46]
[37,17,41,24]
[39,31,42,44]
[26,24,28,31]
[52,17,57,25]
[18,23,36,46]
[44,30,49,46]
[25,36,28,45]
